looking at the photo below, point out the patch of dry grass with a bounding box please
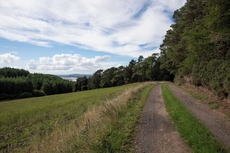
[1,83,142,152]
[27,82,152,152]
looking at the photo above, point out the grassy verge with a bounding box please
[185,89,208,101]
[71,83,155,152]
[162,84,228,153]
[0,83,141,152]
[181,85,222,110]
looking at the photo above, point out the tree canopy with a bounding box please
[160,0,230,97]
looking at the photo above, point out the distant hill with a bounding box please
[57,74,92,81]
[57,74,92,78]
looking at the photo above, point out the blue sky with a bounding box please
[0,0,185,74]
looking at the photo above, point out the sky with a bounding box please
[0,0,186,75]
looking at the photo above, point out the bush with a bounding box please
[0,94,18,101]
[8,94,18,99]
[224,73,230,94]
[192,60,230,98]
[18,92,32,99]
[33,90,45,97]
[0,94,9,101]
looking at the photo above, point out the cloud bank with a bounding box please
[26,54,115,74]
[0,0,186,57]
[0,52,20,64]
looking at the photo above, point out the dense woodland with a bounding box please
[0,54,173,100]
[0,67,73,100]
[160,0,230,97]
[1,0,229,100]
[74,54,173,92]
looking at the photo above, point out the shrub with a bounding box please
[0,94,9,101]
[33,90,45,97]
[192,60,230,98]
[8,94,18,99]
[18,92,32,99]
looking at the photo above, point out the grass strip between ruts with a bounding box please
[162,84,228,153]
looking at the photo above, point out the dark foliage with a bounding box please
[0,68,74,100]
[0,67,29,77]
[18,92,32,99]
[74,54,174,91]
[160,0,230,98]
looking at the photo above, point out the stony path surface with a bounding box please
[134,84,190,153]
[168,84,230,150]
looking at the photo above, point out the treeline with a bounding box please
[160,0,230,97]
[0,67,74,100]
[0,55,173,100]
[74,54,173,91]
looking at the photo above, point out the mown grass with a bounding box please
[0,83,142,152]
[70,83,155,152]
[162,84,228,153]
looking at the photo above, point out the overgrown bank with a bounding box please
[179,82,230,118]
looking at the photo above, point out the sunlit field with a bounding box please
[1,82,154,152]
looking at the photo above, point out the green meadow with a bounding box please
[0,82,154,152]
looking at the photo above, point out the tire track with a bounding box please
[168,84,230,150]
[134,84,190,153]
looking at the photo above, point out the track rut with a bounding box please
[134,84,190,153]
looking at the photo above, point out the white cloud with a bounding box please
[0,0,186,57]
[0,52,20,64]
[154,0,186,11]
[39,57,50,64]
[26,54,114,74]
[27,60,37,69]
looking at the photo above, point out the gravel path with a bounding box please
[168,84,230,150]
[134,84,190,153]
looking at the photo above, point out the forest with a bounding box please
[160,0,230,98]
[74,54,173,92]
[0,67,73,100]
[0,54,173,100]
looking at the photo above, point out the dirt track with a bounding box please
[168,84,230,150]
[134,84,190,153]
[135,84,230,152]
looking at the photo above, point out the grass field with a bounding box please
[71,82,155,152]
[162,85,227,153]
[0,82,154,152]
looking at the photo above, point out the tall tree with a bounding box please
[124,59,136,83]
[100,67,117,88]
[111,66,125,86]
[91,69,103,89]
